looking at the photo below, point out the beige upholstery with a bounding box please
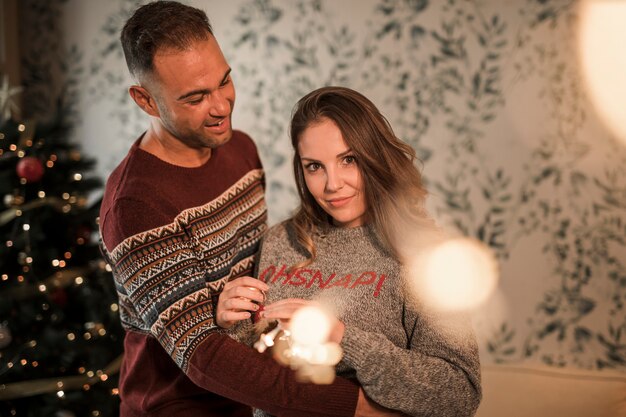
[476,364,626,417]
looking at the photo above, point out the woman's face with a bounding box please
[297,118,367,228]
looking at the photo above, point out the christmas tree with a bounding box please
[0,78,124,417]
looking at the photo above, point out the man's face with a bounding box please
[149,35,235,150]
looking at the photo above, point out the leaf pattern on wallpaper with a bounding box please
[487,322,517,363]
[508,1,625,369]
[365,0,511,250]
[225,0,626,370]
[18,0,626,372]
[84,0,147,174]
[366,0,530,362]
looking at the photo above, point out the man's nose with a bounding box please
[208,90,230,116]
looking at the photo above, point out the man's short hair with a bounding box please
[120,1,214,80]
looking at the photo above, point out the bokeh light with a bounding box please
[409,237,499,311]
[290,306,331,345]
[578,0,626,145]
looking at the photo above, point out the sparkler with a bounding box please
[253,306,342,384]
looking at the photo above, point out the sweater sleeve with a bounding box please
[188,333,359,417]
[339,300,482,417]
[101,198,359,417]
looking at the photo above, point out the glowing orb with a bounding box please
[579,0,626,145]
[410,237,499,311]
[311,343,342,365]
[290,306,331,345]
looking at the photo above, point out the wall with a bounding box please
[17,0,626,372]
[1,0,21,96]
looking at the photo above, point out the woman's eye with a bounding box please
[305,163,321,172]
[343,155,357,165]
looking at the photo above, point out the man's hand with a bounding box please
[355,389,410,417]
[216,276,268,328]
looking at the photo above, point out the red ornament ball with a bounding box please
[16,157,45,182]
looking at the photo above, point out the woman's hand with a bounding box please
[262,298,346,343]
[216,276,268,328]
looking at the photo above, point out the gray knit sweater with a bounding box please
[240,222,481,417]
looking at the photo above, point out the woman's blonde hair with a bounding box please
[289,86,434,266]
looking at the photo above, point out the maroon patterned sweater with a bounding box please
[99,131,358,417]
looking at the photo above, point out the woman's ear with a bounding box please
[129,85,160,118]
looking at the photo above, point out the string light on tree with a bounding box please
[0,93,124,413]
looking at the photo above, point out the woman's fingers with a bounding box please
[223,296,260,312]
[216,276,267,328]
[224,276,269,291]
[223,277,268,304]
[262,299,314,320]
[218,310,252,325]
[262,299,345,343]
[264,298,311,309]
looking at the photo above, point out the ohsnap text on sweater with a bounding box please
[259,264,387,297]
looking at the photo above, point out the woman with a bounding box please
[217,86,482,417]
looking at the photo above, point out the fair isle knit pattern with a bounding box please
[104,169,267,371]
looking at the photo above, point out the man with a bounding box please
[100,2,396,416]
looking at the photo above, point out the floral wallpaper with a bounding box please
[18,0,626,372]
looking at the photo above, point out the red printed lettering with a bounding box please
[287,269,310,286]
[270,264,295,284]
[258,265,276,283]
[373,274,387,297]
[306,271,335,289]
[328,274,352,289]
[263,263,387,298]
[350,271,376,288]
